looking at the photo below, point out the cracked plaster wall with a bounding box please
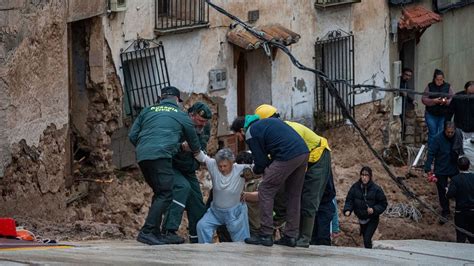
[104,0,391,133]
[0,0,69,177]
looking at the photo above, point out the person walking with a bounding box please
[343,166,387,249]
[128,86,202,245]
[424,121,460,223]
[446,157,474,243]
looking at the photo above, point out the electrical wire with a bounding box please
[205,0,474,238]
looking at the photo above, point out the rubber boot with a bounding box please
[296,216,315,248]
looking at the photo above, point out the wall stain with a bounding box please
[293,77,307,92]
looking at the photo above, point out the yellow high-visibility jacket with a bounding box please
[285,121,330,163]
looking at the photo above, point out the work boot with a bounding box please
[189,235,199,244]
[137,231,167,245]
[296,216,315,248]
[163,231,185,244]
[244,234,273,247]
[274,235,296,247]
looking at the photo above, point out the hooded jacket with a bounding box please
[343,178,388,220]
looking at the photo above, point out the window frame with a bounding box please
[434,0,474,13]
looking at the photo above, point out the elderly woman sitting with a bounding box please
[195,148,251,243]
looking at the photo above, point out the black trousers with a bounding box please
[360,217,379,249]
[310,200,335,246]
[455,210,474,243]
[435,175,451,216]
[139,158,174,235]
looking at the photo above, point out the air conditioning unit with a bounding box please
[110,0,127,12]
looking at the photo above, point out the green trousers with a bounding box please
[301,149,331,218]
[164,170,205,239]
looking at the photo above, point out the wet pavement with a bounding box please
[0,239,473,265]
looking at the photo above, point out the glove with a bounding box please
[427,172,438,183]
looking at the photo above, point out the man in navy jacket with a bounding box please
[424,121,459,222]
[231,115,309,247]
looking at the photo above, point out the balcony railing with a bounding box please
[315,0,361,9]
[155,0,209,35]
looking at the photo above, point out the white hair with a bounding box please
[215,148,235,163]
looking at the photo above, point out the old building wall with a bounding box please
[0,1,69,178]
[0,0,120,219]
[0,0,69,217]
[67,0,106,22]
[104,0,391,138]
[315,1,391,106]
[414,4,474,97]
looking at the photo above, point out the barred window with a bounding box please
[155,0,209,34]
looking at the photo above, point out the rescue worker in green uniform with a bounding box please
[163,102,213,243]
[129,86,202,245]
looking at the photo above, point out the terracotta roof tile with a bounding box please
[399,6,441,30]
[227,24,300,50]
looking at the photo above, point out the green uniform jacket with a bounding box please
[173,123,210,174]
[128,99,201,162]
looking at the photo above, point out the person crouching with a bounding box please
[195,148,250,243]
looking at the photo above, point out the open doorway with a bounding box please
[236,49,272,151]
[400,39,415,90]
[399,38,418,144]
[66,19,92,187]
[237,49,272,116]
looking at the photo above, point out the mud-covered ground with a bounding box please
[11,103,455,246]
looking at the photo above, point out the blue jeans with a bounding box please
[330,198,340,233]
[197,202,250,243]
[425,112,445,147]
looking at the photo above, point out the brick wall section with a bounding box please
[218,134,239,155]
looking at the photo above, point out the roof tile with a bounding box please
[399,6,441,30]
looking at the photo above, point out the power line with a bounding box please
[205,0,474,238]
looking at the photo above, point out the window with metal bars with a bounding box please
[155,0,209,34]
[314,30,355,130]
[120,40,170,119]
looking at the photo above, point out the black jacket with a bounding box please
[446,172,474,211]
[425,82,451,116]
[343,179,388,220]
[424,131,459,176]
[447,91,474,133]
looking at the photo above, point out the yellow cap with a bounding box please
[255,104,277,119]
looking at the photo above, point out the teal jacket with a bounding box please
[173,123,210,175]
[128,99,201,162]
